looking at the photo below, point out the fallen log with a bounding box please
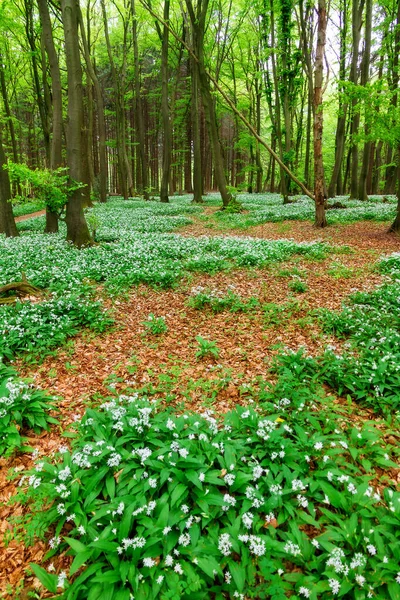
[0,280,42,304]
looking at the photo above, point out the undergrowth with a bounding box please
[0,361,57,456]
[10,357,400,600]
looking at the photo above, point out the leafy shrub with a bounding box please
[17,384,400,600]
[0,361,57,456]
[6,161,84,215]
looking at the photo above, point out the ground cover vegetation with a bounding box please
[1,197,400,599]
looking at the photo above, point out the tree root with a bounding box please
[0,279,42,304]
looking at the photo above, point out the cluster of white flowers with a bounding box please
[218,533,233,556]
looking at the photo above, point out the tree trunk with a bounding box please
[78,8,107,203]
[357,0,372,201]
[132,0,150,200]
[0,128,18,237]
[389,2,400,232]
[37,0,63,233]
[186,0,231,208]
[160,0,171,203]
[314,0,327,227]
[191,51,203,202]
[328,0,348,198]
[24,0,51,165]
[349,0,365,198]
[61,0,92,247]
[0,59,18,164]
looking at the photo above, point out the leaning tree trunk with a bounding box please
[61,0,92,247]
[314,0,327,227]
[0,128,18,237]
[37,0,62,233]
[186,0,231,208]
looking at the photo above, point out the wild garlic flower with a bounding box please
[218,533,232,556]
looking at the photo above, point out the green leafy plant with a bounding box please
[0,288,113,362]
[15,378,399,600]
[142,314,168,335]
[0,361,57,456]
[188,287,259,313]
[288,278,308,293]
[195,335,220,360]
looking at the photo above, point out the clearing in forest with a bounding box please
[1,194,400,600]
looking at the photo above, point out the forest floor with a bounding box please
[1,207,400,599]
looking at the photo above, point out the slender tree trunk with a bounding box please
[314,0,327,227]
[191,51,203,202]
[37,0,63,233]
[0,60,18,164]
[61,0,92,247]
[328,0,348,198]
[78,9,107,203]
[0,128,18,237]
[159,0,171,203]
[389,2,400,232]
[24,0,51,165]
[186,0,231,208]
[349,0,365,198]
[357,0,372,201]
[132,0,150,200]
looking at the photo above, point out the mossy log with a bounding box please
[0,280,42,304]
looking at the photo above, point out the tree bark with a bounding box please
[78,7,107,203]
[0,128,18,237]
[160,0,171,203]
[61,0,92,247]
[357,0,372,201]
[314,0,327,227]
[185,0,232,208]
[37,0,63,233]
[132,0,150,200]
[349,0,365,198]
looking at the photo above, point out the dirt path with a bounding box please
[15,210,46,223]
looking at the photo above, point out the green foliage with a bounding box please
[142,314,168,335]
[195,336,220,360]
[0,288,113,362]
[288,278,308,293]
[188,287,259,313]
[0,361,57,456]
[6,161,85,214]
[16,372,399,599]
